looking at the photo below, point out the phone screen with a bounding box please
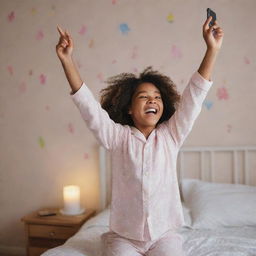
[207,8,216,26]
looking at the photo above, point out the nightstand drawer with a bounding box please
[29,224,77,239]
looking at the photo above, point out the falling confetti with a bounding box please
[97,73,104,82]
[7,11,15,22]
[112,59,117,64]
[79,25,87,35]
[39,74,46,84]
[45,105,50,111]
[203,99,213,110]
[38,136,45,148]
[36,29,44,40]
[31,8,37,15]
[244,56,250,65]
[112,0,117,4]
[171,44,182,59]
[29,69,33,76]
[68,123,74,134]
[217,87,229,100]
[84,153,89,159]
[7,65,13,75]
[119,23,130,34]
[167,13,174,23]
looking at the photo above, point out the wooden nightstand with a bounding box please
[21,208,96,256]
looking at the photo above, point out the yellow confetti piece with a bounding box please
[167,13,174,23]
[38,136,45,148]
[31,7,37,15]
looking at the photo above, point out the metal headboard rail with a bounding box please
[178,146,256,185]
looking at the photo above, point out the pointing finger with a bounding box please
[57,25,65,37]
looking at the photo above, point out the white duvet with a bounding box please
[42,208,256,256]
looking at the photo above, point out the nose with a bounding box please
[148,98,156,104]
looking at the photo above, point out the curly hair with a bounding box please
[100,66,181,127]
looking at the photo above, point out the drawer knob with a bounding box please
[49,231,56,237]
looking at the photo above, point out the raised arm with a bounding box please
[198,16,224,80]
[55,26,124,150]
[56,25,83,94]
[164,16,224,148]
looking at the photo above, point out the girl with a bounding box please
[56,16,223,256]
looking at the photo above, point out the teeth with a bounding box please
[145,108,157,114]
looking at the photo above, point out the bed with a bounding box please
[42,146,256,256]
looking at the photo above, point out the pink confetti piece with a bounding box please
[112,59,117,64]
[97,73,104,82]
[29,69,33,76]
[79,25,87,35]
[39,74,46,85]
[68,123,74,134]
[171,45,182,58]
[7,65,13,75]
[36,29,44,40]
[45,105,50,111]
[217,87,229,100]
[244,56,250,65]
[84,153,89,159]
[18,82,27,94]
[7,11,15,22]
[112,0,117,4]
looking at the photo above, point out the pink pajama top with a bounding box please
[71,71,213,241]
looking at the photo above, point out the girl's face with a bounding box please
[128,82,164,131]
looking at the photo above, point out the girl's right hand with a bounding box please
[56,25,74,61]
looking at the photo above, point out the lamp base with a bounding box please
[59,208,85,216]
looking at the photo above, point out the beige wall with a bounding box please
[1,0,256,254]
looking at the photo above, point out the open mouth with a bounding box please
[145,108,157,115]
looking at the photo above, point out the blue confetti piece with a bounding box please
[204,100,213,110]
[119,23,130,34]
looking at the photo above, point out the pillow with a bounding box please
[181,179,256,229]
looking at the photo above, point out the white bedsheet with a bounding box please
[42,208,256,256]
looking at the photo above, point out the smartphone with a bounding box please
[207,8,216,27]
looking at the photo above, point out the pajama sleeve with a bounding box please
[70,83,125,150]
[165,71,213,148]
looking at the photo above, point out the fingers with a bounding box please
[57,25,65,37]
[56,25,73,48]
[203,16,212,30]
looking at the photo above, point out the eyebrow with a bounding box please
[136,90,161,96]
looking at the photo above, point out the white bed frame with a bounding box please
[99,146,256,210]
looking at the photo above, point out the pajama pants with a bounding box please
[101,229,185,256]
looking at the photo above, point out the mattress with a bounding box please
[42,208,256,256]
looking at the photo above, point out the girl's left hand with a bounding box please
[203,16,224,50]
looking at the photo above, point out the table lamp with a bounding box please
[60,185,85,215]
